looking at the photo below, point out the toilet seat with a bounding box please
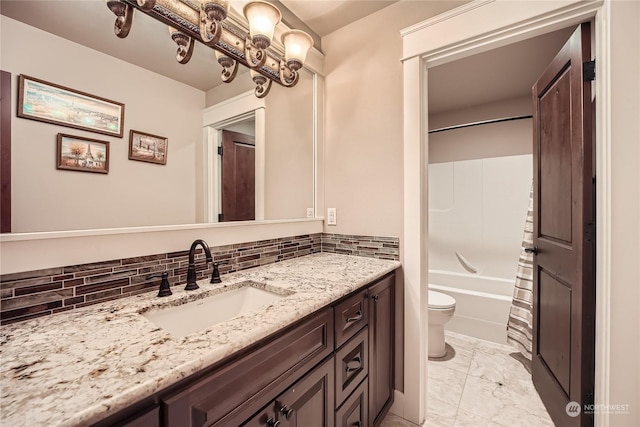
[428,290,456,310]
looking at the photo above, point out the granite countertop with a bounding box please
[0,253,400,426]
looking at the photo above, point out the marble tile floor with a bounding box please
[380,331,554,427]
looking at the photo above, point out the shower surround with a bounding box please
[428,155,532,343]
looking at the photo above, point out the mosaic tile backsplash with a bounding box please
[0,233,399,324]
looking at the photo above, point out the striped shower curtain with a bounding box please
[507,183,534,361]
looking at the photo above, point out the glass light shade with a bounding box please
[281,30,313,70]
[243,0,281,48]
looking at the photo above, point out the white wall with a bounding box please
[429,96,533,163]
[322,1,467,237]
[1,16,204,232]
[264,69,315,219]
[429,155,532,280]
[607,0,640,424]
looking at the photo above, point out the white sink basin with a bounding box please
[142,282,289,338]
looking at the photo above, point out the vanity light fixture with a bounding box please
[105,0,314,98]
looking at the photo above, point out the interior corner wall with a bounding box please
[322,1,467,238]
[1,16,205,232]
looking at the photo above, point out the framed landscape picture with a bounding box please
[18,75,125,137]
[57,134,109,174]
[128,129,168,165]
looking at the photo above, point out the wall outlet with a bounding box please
[306,208,314,218]
[327,208,337,226]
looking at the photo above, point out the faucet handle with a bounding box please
[210,262,227,284]
[146,272,172,297]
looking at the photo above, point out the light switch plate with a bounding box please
[327,208,337,225]
[306,208,314,218]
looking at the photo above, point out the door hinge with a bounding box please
[583,60,596,81]
[217,146,223,156]
[585,222,596,242]
[218,213,224,222]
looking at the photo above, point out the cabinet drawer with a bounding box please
[334,327,369,407]
[334,288,368,348]
[335,377,368,427]
[162,308,334,427]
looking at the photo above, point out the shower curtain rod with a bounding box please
[428,114,533,134]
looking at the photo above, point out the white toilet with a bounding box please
[428,290,456,358]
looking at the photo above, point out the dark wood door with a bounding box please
[276,358,334,427]
[368,274,394,426]
[1,70,11,233]
[220,130,255,222]
[532,22,595,427]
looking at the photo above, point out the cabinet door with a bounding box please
[368,274,394,426]
[241,405,279,427]
[335,378,368,427]
[276,358,334,427]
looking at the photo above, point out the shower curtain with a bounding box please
[507,183,534,361]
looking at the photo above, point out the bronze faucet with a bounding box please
[186,239,213,290]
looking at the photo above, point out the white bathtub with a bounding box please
[429,270,514,344]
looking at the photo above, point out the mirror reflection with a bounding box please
[0,1,316,233]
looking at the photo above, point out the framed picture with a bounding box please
[128,129,168,165]
[18,75,125,138]
[57,134,109,174]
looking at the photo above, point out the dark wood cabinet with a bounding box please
[368,274,395,426]
[241,358,334,427]
[92,270,398,427]
[334,288,368,348]
[162,308,333,426]
[335,378,368,427]
[277,358,334,427]
[241,404,278,427]
[335,327,368,407]
[121,406,159,427]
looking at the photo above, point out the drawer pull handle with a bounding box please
[266,417,280,427]
[346,310,363,324]
[346,355,362,374]
[280,405,294,419]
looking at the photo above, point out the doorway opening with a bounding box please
[424,25,589,426]
[400,2,611,425]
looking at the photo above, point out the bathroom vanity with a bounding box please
[0,253,400,427]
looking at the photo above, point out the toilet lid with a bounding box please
[428,290,456,309]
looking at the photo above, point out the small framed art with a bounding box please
[128,129,168,165]
[57,133,109,174]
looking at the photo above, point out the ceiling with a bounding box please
[280,0,397,37]
[428,26,575,113]
[1,1,574,113]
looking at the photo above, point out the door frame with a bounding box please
[202,91,266,222]
[400,0,611,424]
